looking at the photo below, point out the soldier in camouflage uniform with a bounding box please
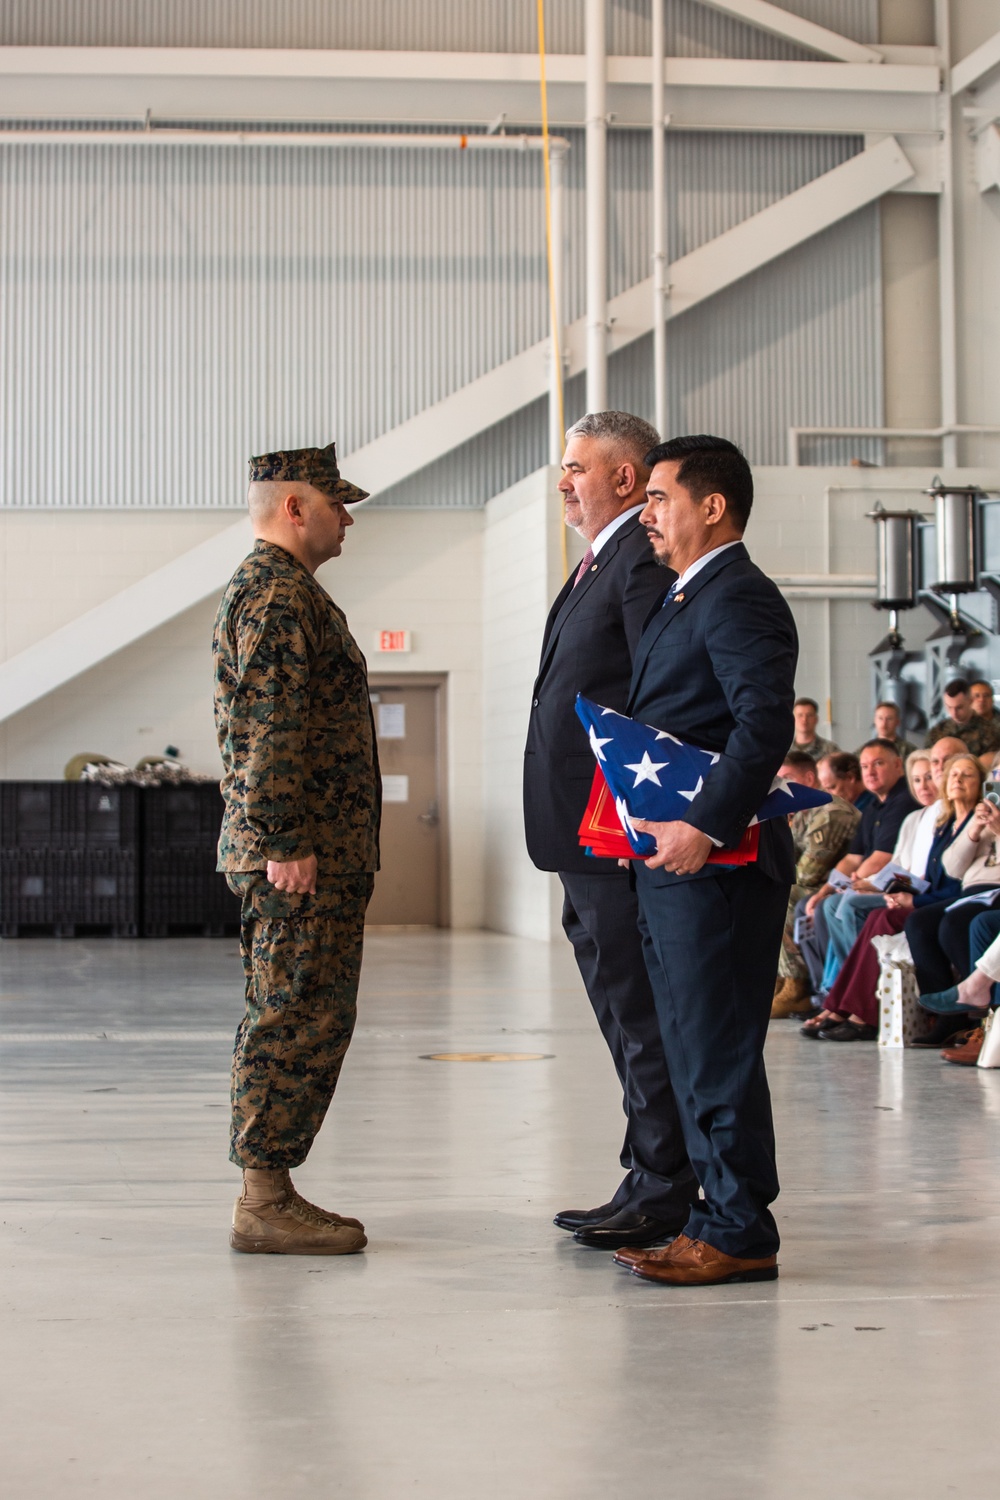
[771,750,860,1017]
[214,442,380,1256]
[926,677,1000,765]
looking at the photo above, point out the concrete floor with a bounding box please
[2,931,1000,1499]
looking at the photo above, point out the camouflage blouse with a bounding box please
[213,540,380,873]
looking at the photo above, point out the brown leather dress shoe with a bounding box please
[615,1233,777,1285]
[612,1239,679,1268]
[942,1026,985,1065]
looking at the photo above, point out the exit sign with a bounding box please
[376,629,412,653]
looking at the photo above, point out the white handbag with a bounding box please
[977,1010,1000,1069]
[871,932,933,1049]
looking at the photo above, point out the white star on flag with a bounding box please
[654,730,684,744]
[770,776,794,798]
[677,776,704,802]
[615,797,639,840]
[588,725,613,761]
[624,751,669,788]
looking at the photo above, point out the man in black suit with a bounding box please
[611,435,798,1287]
[523,410,699,1250]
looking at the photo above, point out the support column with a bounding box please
[935,0,959,467]
[585,0,608,413]
[548,142,567,465]
[651,0,669,435]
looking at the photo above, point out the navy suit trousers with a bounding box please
[559,869,699,1217]
[634,862,788,1259]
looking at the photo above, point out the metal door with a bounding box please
[366,680,444,926]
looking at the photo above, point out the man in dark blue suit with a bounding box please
[524,411,699,1249]
[611,435,798,1287]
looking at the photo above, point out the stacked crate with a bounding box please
[141,784,241,937]
[0,782,139,937]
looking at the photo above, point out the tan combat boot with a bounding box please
[771,977,813,1020]
[231,1168,367,1255]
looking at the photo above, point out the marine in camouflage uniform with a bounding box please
[214,443,380,1255]
[777,794,860,981]
[926,712,1000,759]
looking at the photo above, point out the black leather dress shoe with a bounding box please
[818,1021,877,1042]
[910,1015,973,1048]
[572,1209,689,1250]
[553,1201,619,1232]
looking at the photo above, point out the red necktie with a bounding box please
[573,547,595,588]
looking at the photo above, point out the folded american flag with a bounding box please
[575,694,831,860]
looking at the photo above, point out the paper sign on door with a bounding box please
[378,703,406,739]
[382,775,409,804]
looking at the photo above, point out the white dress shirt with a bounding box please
[589,503,645,557]
[671,539,742,593]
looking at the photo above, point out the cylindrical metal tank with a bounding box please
[928,482,983,593]
[868,507,919,609]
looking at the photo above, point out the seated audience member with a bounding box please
[926,677,1000,767]
[917,745,1000,1056]
[772,751,861,1018]
[935,909,1000,1065]
[817,750,873,812]
[789,696,839,760]
[970,679,1000,732]
[794,740,918,999]
[929,908,1000,1016]
[859,701,915,761]
[823,749,978,974]
[904,788,1000,1025]
[802,751,981,1040]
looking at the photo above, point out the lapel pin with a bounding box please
[674,592,685,602]
[591,563,598,572]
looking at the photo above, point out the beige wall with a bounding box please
[952,0,1000,59]
[881,195,942,467]
[481,469,572,943]
[879,1,935,45]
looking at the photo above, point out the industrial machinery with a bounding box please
[868,481,1000,735]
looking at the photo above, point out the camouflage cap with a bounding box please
[248,441,369,504]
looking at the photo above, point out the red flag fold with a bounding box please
[578,765,760,865]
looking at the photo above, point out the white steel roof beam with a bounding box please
[0,138,915,724]
[692,1,882,65]
[951,29,1000,95]
[0,46,940,136]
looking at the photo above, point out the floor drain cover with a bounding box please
[420,1051,553,1063]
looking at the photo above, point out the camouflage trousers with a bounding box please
[777,883,811,980]
[226,870,375,1169]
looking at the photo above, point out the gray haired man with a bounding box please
[523,411,698,1250]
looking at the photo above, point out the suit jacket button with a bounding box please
[532,698,539,707]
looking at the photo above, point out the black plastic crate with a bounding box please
[141,848,241,937]
[141,784,224,852]
[0,782,139,852]
[0,849,138,936]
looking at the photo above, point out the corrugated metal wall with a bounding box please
[0,126,881,509]
[0,1,878,57]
